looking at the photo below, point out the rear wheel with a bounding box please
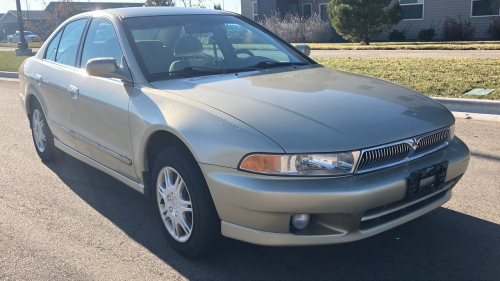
[152,147,220,258]
[30,100,63,162]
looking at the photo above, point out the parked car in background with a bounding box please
[18,7,470,259]
[8,31,41,42]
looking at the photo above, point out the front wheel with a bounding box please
[152,147,220,258]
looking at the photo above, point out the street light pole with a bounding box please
[15,0,32,56]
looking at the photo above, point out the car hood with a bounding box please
[150,65,454,153]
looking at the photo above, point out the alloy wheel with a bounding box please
[157,166,193,243]
[32,109,46,152]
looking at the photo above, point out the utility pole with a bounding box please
[15,0,32,56]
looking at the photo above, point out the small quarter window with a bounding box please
[45,30,62,62]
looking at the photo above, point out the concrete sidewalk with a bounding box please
[310,50,500,58]
[0,47,40,52]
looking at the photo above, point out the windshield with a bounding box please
[123,15,311,80]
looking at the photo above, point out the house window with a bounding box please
[302,3,312,18]
[400,0,424,20]
[471,0,500,16]
[319,3,329,21]
[252,2,258,21]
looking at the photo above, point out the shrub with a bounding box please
[258,12,342,43]
[418,28,437,40]
[388,22,411,41]
[442,15,476,41]
[389,29,406,41]
[487,18,500,39]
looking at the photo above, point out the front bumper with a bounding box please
[201,137,470,246]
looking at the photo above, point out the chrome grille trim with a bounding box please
[355,127,450,174]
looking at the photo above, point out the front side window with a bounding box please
[252,2,258,21]
[400,0,424,20]
[45,30,62,62]
[81,18,123,68]
[471,0,500,16]
[303,3,312,18]
[56,19,87,66]
[124,15,310,80]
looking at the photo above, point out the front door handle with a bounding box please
[69,85,79,99]
[34,74,42,85]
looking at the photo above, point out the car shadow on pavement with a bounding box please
[45,154,500,280]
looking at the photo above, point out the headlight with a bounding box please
[239,151,360,176]
[449,124,455,142]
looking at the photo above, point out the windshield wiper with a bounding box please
[151,66,259,78]
[249,61,308,69]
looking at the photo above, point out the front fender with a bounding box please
[129,85,284,183]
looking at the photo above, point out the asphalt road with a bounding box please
[1,79,499,280]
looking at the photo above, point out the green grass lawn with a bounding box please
[315,57,500,100]
[296,41,500,50]
[0,51,32,72]
[0,42,44,48]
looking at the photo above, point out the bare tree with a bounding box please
[177,0,206,8]
[145,0,175,6]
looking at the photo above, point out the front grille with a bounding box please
[357,143,410,171]
[356,127,450,173]
[415,129,449,155]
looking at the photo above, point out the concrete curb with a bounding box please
[432,97,500,115]
[0,71,498,115]
[0,71,19,79]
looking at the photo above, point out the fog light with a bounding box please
[292,214,310,230]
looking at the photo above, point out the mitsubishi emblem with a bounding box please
[411,138,419,150]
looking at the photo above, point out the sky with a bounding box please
[0,0,241,14]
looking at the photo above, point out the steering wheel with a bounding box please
[219,49,255,69]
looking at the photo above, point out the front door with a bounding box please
[68,17,137,181]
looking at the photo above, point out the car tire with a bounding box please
[152,147,220,259]
[30,99,63,162]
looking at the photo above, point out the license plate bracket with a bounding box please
[407,161,448,202]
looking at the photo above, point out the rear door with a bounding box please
[34,18,88,148]
[67,17,137,180]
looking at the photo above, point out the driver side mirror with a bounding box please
[85,57,133,83]
[295,44,311,57]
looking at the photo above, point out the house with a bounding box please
[0,2,143,41]
[0,10,49,41]
[241,0,499,40]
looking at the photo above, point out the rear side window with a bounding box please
[80,18,123,68]
[55,19,87,67]
[45,30,62,62]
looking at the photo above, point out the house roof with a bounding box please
[0,10,49,24]
[44,1,144,11]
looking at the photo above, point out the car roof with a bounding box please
[98,7,235,19]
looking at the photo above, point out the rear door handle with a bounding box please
[34,74,42,85]
[69,85,79,99]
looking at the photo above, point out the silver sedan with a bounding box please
[18,7,470,258]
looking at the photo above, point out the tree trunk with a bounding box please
[361,34,370,45]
